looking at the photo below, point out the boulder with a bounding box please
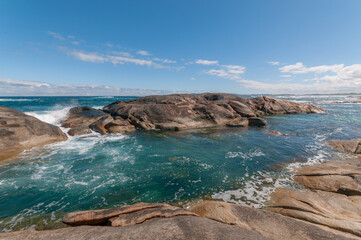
[0,216,269,240]
[0,107,68,161]
[267,189,361,237]
[294,159,361,195]
[61,107,135,135]
[62,202,196,227]
[67,126,92,136]
[248,117,268,127]
[327,140,361,154]
[189,200,356,240]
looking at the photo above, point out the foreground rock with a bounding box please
[62,202,197,227]
[294,159,361,195]
[267,189,361,237]
[61,93,325,135]
[190,201,357,240]
[0,107,68,161]
[327,139,361,154]
[0,216,269,240]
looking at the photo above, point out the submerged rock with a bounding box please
[61,93,325,135]
[0,107,68,161]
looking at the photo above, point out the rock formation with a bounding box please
[0,107,68,161]
[327,139,361,154]
[267,140,361,238]
[61,93,326,135]
[2,201,356,240]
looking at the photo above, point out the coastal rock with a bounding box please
[100,93,325,131]
[62,202,197,227]
[327,140,361,154]
[190,200,356,240]
[267,189,361,237]
[67,126,92,136]
[0,216,269,240]
[267,130,282,135]
[294,159,361,195]
[61,107,136,135]
[0,106,68,161]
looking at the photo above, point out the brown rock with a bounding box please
[62,202,166,226]
[0,216,270,240]
[294,159,361,195]
[189,200,356,240]
[327,140,361,154]
[102,93,324,131]
[67,126,92,136]
[0,107,68,161]
[267,189,361,237]
[109,205,197,227]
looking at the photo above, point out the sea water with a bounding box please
[0,95,360,231]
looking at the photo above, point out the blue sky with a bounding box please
[1,0,361,95]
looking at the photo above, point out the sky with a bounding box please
[1,0,361,96]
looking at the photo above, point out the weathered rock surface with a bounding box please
[62,202,197,226]
[327,139,361,154]
[61,107,135,135]
[0,106,68,161]
[0,216,269,240]
[190,200,357,240]
[61,93,325,135]
[294,159,361,195]
[267,189,361,237]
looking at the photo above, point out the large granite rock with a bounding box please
[61,93,325,135]
[189,200,357,240]
[267,189,361,237]
[0,216,269,240]
[294,159,361,195]
[61,107,135,135]
[0,107,68,161]
[327,139,361,154]
[62,202,197,227]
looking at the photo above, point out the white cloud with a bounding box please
[0,79,187,96]
[281,74,292,78]
[47,31,65,40]
[105,42,113,48]
[279,62,344,74]
[71,41,79,45]
[153,57,176,64]
[237,63,361,94]
[113,51,132,57]
[69,51,107,63]
[269,61,280,65]
[204,65,246,80]
[137,50,150,56]
[191,77,196,81]
[195,59,219,65]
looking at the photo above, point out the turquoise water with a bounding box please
[0,95,360,231]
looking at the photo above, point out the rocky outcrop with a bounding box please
[0,107,68,161]
[189,200,357,240]
[62,202,197,227]
[0,216,269,240]
[267,154,361,237]
[4,201,355,240]
[327,139,361,154]
[267,189,361,237]
[294,159,361,195]
[61,107,135,135]
[61,93,325,135]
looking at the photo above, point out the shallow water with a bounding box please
[0,95,360,231]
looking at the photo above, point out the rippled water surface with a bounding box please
[0,95,360,231]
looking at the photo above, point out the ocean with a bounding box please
[0,95,360,231]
